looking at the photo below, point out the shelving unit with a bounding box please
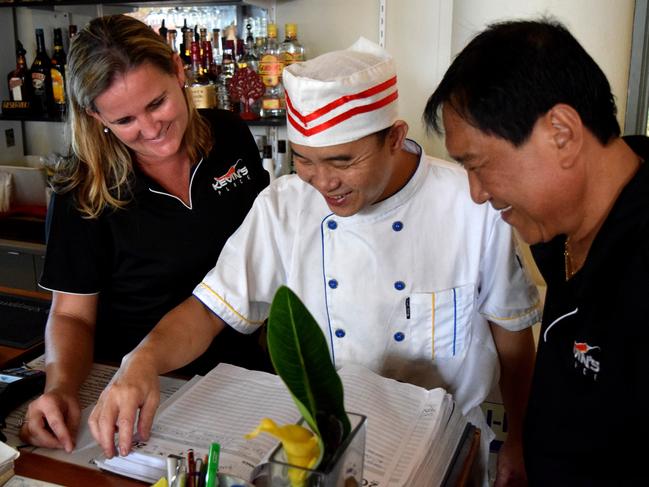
[0,1,289,161]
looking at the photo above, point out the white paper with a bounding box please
[97,363,300,483]
[97,363,461,487]
[338,364,449,486]
[3,476,64,487]
[2,356,187,471]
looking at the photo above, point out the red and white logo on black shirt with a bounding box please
[212,159,250,192]
[573,341,600,380]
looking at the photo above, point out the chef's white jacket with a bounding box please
[194,140,541,475]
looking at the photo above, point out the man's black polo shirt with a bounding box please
[524,136,649,485]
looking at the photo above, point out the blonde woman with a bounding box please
[19,14,269,451]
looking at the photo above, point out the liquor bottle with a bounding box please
[167,29,178,54]
[255,36,266,59]
[68,25,77,42]
[158,19,168,41]
[203,38,217,83]
[188,41,216,109]
[180,19,192,67]
[29,28,53,117]
[50,28,66,115]
[194,25,200,45]
[279,23,305,67]
[7,40,30,102]
[199,27,208,59]
[258,23,285,118]
[221,40,236,79]
[212,28,223,66]
[239,24,259,73]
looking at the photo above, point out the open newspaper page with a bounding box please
[338,364,452,486]
[96,363,300,483]
[2,356,188,470]
[98,363,456,486]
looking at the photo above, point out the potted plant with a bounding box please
[246,286,366,487]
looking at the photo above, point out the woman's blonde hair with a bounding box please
[55,14,213,218]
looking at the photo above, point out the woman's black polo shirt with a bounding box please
[40,109,270,374]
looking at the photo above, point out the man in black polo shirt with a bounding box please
[424,18,648,485]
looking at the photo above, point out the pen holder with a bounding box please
[253,412,366,487]
[213,473,255,486]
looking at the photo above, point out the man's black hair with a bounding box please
[423,18,620,146]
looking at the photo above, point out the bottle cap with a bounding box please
[277,140,286,153]
[263,145,273,159]
[285,23,297,36]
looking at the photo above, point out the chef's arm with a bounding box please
[490,323,536,486]
[131,295,226,374]
[88,296,226,457]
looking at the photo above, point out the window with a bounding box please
[625,0,649,136]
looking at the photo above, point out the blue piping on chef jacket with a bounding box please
[453,288,457,356]
[321,213,337,366]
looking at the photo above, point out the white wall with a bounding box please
[278,0,635,159]
[450,0,635,142]
[276,0,452,157]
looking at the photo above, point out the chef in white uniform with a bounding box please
[90,38,540,486]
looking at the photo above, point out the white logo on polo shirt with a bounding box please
[212,159,250,192]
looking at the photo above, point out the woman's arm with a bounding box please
[20,291,97,451]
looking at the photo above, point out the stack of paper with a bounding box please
[97,363,468,486]
[1,358,188,472]
[0,441,19,485]
[338,365,467,485]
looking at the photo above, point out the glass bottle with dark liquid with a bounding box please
[7,40,30,102]
[29,28,53,117]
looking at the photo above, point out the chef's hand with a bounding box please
[88,355,160,458]
[494,437,528,487]
[19,389,81,452]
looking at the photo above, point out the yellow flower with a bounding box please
[246,418,321,487]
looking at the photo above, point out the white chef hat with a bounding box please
[283,37,399,147]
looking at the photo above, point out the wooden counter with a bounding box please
[15,451,147,487]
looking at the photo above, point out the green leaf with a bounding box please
[267,286,351,462]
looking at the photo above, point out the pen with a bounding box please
[205,442,220,487]
[194,458,203,487]
[198,457,208,487]
[187,449,196,487]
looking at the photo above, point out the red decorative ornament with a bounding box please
[229,67,265,120]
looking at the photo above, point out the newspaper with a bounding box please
[96,363,464,486]
[2,356,187,470]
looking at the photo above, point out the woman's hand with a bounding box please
[19,389,81,452]
[87,355,160,458]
